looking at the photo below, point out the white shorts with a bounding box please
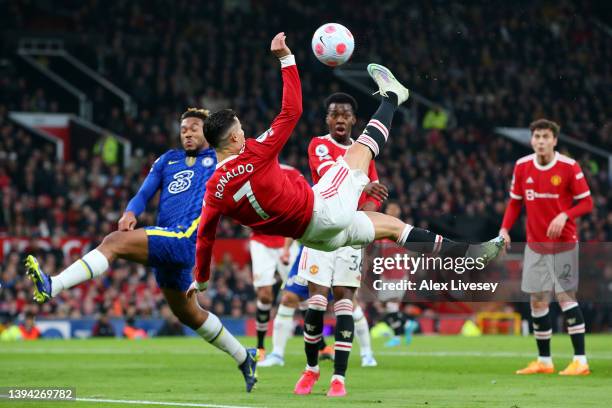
[297,245,363,288]
[250,240,300,288]
[521,245,579,294]
[299,158,375,252]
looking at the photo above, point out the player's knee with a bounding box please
[308,283,328,298]
[530,300,549,313]
[258,294,273,305]
[256,286,274,305]
[333,286,355,301]
[556,291,577,305]
[99,231,123,255]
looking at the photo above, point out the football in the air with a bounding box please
[311,23,354,67]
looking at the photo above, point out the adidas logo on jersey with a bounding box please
[526,177,534,184]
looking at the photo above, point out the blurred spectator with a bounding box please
[94,134,120,166]
[19,312,40,340]
[422,106,449,130]
[0,317,22,341]
[123,317,147,339]
[92,309,116,337]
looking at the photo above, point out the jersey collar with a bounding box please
[216,155,238,169]
[533,151,558,171]
[323,134,353,150]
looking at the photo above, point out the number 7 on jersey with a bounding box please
[233,181,270,220]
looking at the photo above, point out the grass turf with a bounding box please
[1,335,611,408]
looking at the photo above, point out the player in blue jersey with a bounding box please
[25,108,258,392]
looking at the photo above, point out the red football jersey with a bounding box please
[504,152,591,249]
[308,134,382,210]
[195,63,313,283]
[250,165,305,248]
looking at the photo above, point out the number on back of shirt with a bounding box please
[233,181,270,220]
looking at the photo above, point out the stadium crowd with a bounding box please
[1,0,610,329]
[2,1,609,146]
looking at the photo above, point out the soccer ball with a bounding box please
[311,23,355,67]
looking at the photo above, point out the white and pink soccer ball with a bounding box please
[311,23,354,67]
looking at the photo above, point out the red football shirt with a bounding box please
[250,164,305,248]
[502,152,591,252]
[195,62,313,283]
[308,134,382,210]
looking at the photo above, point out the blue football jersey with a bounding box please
[126,148,217,230]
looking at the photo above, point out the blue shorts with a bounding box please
[283,246,332,301]
[145,226,196,291]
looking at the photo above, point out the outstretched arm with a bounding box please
[251,32,303,157]
[499,163,524,248]
[120,157,164,230]
[189,202,222,294]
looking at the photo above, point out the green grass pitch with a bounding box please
[1,335,611,407]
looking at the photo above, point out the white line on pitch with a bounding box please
[76,397,263,408]
[4,348,612,360]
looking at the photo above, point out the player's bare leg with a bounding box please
[556,291,589,375]
[26,229,149,301]
[345,211,504,266]
[343,143,374,175]
[165,288,259,391]
[97,229,149,264]
[163,287,246,357]
[162,288,209,328]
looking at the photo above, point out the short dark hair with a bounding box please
[324,92,358,112]
[529,118,560,137]
[203,109,238,149]
[180,107,210,123]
